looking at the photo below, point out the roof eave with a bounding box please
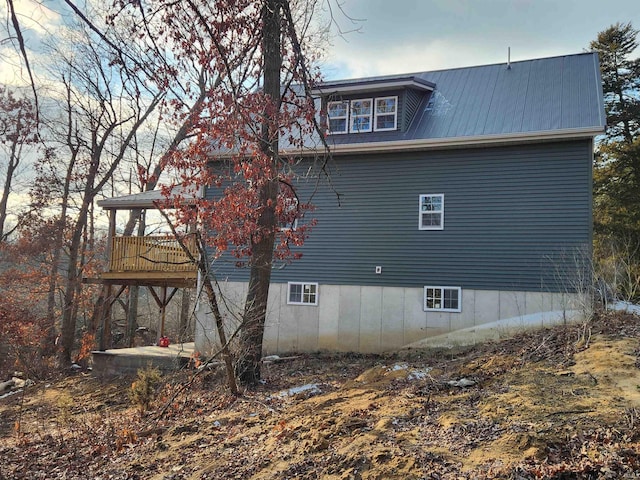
[97,188,201,210]
[312,78,435,96]
[284,127,605,156]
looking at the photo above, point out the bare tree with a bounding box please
[0,86,39,241]
[38,19,164,363]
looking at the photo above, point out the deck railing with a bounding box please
[109,235,198,273]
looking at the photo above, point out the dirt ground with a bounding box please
[2,311,640,479]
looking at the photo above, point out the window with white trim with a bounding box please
[327,101,348,134]
[374,96,397,131]
[278,197,298,231]
[349,98,373,133]
[419,194,444,230]
[424,286,461,312]
[287,282,318,306]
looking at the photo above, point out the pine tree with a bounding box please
[590,22,640,144]
[591,23,640,244]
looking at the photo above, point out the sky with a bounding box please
[321,0,640,79]
[2,0,640,85]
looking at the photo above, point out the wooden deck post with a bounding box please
[107,210,116,270]
[147,286,179,344]
[160,286,167,339]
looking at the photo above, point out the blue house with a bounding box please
[194,52,605,354]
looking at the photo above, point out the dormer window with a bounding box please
[326,95,400,135]
[327,101,348,134]
[315,76,434,136]
[350,99,373,133]
[375,96,398,131]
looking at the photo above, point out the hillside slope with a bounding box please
[2,312,640,479]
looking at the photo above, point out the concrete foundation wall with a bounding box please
[194,282,586,355]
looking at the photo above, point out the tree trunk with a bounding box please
[58,153,98,363]
[47,178,73,348]
[179,288,191,342]
[0,137,19,240]
[236,0,282,385]
[237,201,277,384]
[59,224,83,363]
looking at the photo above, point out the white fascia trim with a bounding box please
[312,80,434,95]
[284,127,605,157]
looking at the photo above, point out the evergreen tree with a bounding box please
[591,23,640,245]
[590,22,640,144]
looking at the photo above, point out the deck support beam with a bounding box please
[148,286,179,342]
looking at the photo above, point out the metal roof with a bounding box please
[97,185,201,210]
[308,52,605,151]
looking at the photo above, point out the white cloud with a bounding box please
[325,37,572,79]
[1,0,62,35]
[321,0,640,80]
[0,0,64,86]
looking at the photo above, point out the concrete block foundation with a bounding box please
[194,282,585,355]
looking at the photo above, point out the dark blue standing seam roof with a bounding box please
[310,52,605,149]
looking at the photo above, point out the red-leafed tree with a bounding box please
[0,223,58,378]
[109,0,330,385]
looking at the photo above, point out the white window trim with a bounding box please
[327,100,348,134]
[349,98,373,133]
[374,96,398,132]
[278,197,299,232]
[418,193,444,230]
[279,218,298,232]
[287,281,319,306]
[423,286,462,313]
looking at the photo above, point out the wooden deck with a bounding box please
[109,234,197,273]
[90,234,198,287]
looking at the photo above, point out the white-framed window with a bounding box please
[327,101,348,134]
[424,286,461,312]
[278,196,298,231]
[419,194,444,230]
[349,98,373,133]
[374,96,397,131]
[326,96,400,135]
[287,282,318,306]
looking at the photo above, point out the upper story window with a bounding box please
[278,197,298,231]
[350,99,373,133]
[375,96,398,131]
[327,101,348,134]
[419,194,444,230]
[326,96,398,134]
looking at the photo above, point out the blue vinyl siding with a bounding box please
[207,140,592,292]
[403,89,425,131]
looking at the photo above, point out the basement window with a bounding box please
[287,282,318,306]
[424,286,461,312]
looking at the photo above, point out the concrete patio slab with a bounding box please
[91,342,196,376]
